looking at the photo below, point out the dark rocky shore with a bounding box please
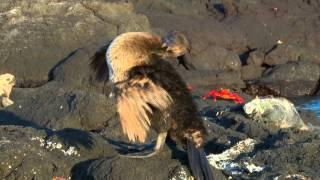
[1,0,320,179]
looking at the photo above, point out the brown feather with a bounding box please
[116,76,173,143]
[107,32,163,82]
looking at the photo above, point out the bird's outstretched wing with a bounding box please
[115,67,172,143]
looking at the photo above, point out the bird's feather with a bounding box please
[116,76,173,143]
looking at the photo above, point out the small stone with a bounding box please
[56,143,62,149]
[277,40,283,45]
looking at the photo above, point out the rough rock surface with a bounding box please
[241,65,265,81]
[1,0,320,179]
[264,44,320,66]
[248,61,320,97]
[0,125,116,180]
[4,83,115,131]
[0,0,150,87]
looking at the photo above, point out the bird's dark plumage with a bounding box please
[90,32,213,180]
[90,44,110,82]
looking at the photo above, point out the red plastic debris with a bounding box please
[203,89,244,104]
[187,83,193,92]
[271,7,278,12]
[271,7,279,17]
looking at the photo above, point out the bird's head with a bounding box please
[161,31,190,58]
[160,31,195,70]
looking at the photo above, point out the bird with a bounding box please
[90,31,213,180]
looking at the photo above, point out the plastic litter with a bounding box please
[271,7,279,17]
[0,73,15,107]
[186,83,193,92]
[207,138,264,175]
[243,96,309,130]
[52,176,68,180]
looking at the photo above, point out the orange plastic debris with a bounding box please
[203,89,244,104]
[52,177,66,180]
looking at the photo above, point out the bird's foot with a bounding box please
[118,132,167,159]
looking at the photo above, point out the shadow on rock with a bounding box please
[106,137,189,166]
[48,128,96,150]
[0,110,96,150]
[70,158,98,180]
[75,155,180,180]
[70,138,190,179]
[0,110,44,129]
[48,49,79,82]
[106,138,154,154]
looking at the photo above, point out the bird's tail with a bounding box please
[187,140,214,180]
[90,44,110,81]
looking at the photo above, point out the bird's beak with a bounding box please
[177,53,196,70]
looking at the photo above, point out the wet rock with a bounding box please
[0,125,115,179]
[298,110,320,127]
[0,0,150,87]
